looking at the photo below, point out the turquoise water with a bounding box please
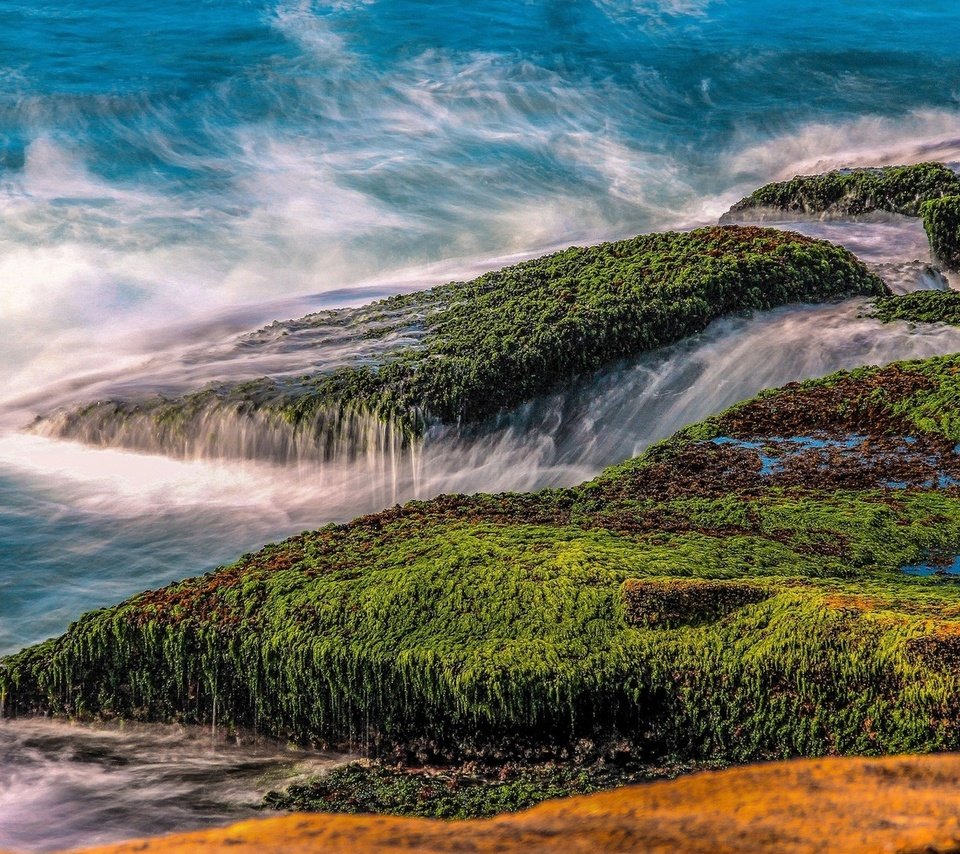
[0,460,299,654]
[903,556,960,576]
[5,2,960,847]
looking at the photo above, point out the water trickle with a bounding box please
[16,294,960,504]
[902,556,960,577]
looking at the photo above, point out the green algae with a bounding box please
[724,162,960,220]
[869,290,960,326]
[921,196,960,271]
[261,759,713,819]
[44,225,884,450]
[9,354,960,767]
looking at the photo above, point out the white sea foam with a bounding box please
[593,0,713,24]
[0,37,716,420]
[0,434,307,515]
[726,109,960,186]
[0,41,703,407]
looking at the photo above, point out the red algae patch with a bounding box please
[66,754,960,854]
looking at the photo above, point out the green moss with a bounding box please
[921,196,960,271]
[47,226,884,449]
[10,353,960,767]
[869,290,960,326]
[724,162,960,219]
[264,762,589,818]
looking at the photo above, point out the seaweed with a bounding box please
[722,162,960,285]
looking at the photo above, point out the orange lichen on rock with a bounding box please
[67,754,960,854]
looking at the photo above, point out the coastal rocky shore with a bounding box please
[7,163,960,833]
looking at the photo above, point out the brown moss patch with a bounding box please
[623,578,771,627]
[600,432,960,502]
[717,364,934,438]
[908,625,960,671]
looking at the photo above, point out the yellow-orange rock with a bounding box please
[63,754,960,853]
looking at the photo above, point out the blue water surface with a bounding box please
[903,555,960,577]
[0,464,298,655]
[2,0,960,214]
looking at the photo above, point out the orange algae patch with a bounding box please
[822,593,885,613]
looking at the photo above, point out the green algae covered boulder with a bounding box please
[723,162,960,221]
[870,289,960,326]
[921,196,960,272]
[10,354,960,764]
[38,226,885,458]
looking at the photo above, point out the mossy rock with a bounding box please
[38,225,885,457]
[723,162,960,220]
[869,290,960,326]
[11,354,960,764]
[921,196,960,272]
[622,578,770,627]
[723,162,960,288]
[262,760,665,819]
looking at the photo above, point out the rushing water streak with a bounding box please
[9,216,940,463]
[32,403,419,473]
[0,719,349,853]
